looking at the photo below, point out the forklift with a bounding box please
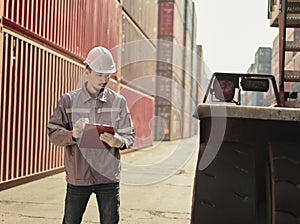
[191,0,300,223]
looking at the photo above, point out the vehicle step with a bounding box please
[286,41,300,51]
[287,1,300,13]
[288,0,300,3]
[286,14,300,27]
[284,70,300,82]
[270,13,300,27]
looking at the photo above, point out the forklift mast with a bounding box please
[269,0,300,106]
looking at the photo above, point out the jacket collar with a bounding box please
[82,82,108,103]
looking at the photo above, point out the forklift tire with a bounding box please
[191,142,271,224]
[270,142,300,224]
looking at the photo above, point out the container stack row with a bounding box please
[0,0,123,190]
[156,0,198,140]
[0,0,202,189]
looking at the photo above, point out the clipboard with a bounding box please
[78,124,115,149]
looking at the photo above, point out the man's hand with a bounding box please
[100,132,124,148]
[72,118,89,139]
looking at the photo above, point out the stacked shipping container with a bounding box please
[2,0,121,61]
[0,0,200,189]
[156,1,182,141]
[182,0,198,138]
[156,0,197,140]
[120,0,157,148]
[0,0,122,189]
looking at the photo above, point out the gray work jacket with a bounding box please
[48,83,135,186]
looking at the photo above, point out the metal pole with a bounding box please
[278,0,287,106]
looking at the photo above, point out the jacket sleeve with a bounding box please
[47,94,76,146]
[117,98,135,149]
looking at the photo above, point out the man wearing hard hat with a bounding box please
[48,46,135,224]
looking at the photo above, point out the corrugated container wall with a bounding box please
[121,0,157,40]
[0,0,121,189]
[120,12,157,94]
[156,2,174,140]
[173,3,185,84]
[0,0,198,189]
[0,31,83,189]
[4,0,121,60]
[120,0,157,91]
[120,0,157,147]
[120,85,155,149]
[177,0,199,139]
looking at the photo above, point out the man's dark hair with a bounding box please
[86,65,92,72]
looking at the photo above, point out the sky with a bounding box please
[193,0,278,73]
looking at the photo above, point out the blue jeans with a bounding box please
[62,183,120,224]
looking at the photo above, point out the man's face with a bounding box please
[86,69,111,94]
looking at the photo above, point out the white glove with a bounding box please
[72,118,89,138]
[100,132,124,148]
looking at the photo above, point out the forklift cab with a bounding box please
[203,72,280,106]
[191,73,300,224]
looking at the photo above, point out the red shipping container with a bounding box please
[3,0,121,62]
[0,0,122,189]
[120,85,154,149]
[158,2,174,36]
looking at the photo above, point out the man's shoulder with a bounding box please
[64,88,82,97]
[106,88,125,100]
[58,88,83,103]
[69,87,82,94]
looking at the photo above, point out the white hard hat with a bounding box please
[84,46,116,74]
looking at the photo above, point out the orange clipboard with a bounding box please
[78,124,115,149]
